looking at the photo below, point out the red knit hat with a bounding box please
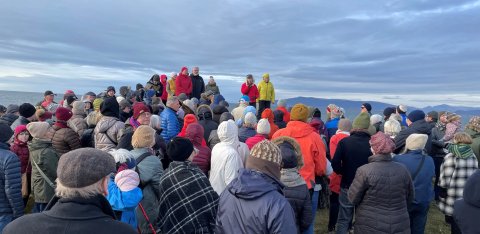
[133,102,150,120]
[56,107,73,122]
[14,125,28,136]
[369,131,395,155]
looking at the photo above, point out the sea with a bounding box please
[0,90,45,107]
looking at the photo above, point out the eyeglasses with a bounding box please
[361,106,366,109]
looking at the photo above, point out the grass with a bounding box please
[314,202,451,234]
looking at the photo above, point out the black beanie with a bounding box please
[19,103,36,118]
[383,107,396,120]
[167,137,194,162]
[100,97,120,118]
[0,123,13,143]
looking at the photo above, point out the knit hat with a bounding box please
[397,104,408,114]
[131,125,155,148]
[407,110,425,123]
[56,107,73,122]
[383,107,396,120]
[405,134,428,151]
[370,114,383,125]
[427,111,439,122]
[277,99,287,107]
[178,93,188,102]
[466,116,480,132]
[362,103,372,112]
[257,118,271,135]
[119,99,131,110]
[71,101,85,115]
[26,122,51,139]
[115,169,140,192]
[262,73,270,79]
[116,96,125,104]
[106,86,116,93]
[290,104,309,122]
[247,140,282,179]
[57,148,116,188]
[369,131,395,155]
[0,123,13,143]
[133,102,150,120]
[338,119,352,132]
[19,103,36,118]
[6,104,19,114]
[167,137,194,162]
[100,97,120,118]
[93,98,103,111]
[204,90,214,98]
[244,112,257,126]
[352,112,371,130]
[35,109,53,122]
[240,95,250,103]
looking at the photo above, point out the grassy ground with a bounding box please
[314,202,451,234]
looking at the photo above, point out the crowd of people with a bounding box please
[0,66,478,234]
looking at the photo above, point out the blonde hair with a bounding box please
[453,132,473,144]
[55,177,105,199]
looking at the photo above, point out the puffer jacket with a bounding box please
[465,128,480,162]
[394,119,433,154]
[238,126,256,143]
[430,123,447,158]
[245,134,267,150]
[0,142,24,218]
[272,121,328,189]
[130,148,163,234]
[0,113,18,126]
[185,123,211,175]
[160,107,180,142]
[85,111,102,128]
[215,169,297,234]
[51,124,81,156]
[94,116,125,152]
[28,139,59,203]
[348,154,414,234]
[68,114,88,137]
[205,82,220,95]
[328,131,350,194]
[257,80,275,102]
[454,170,480,234]
[197,105,218,142]
[10,140,31,174]
[190,74,205,100]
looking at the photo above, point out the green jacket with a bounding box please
[28,139,59,203]
[465,128,480,161]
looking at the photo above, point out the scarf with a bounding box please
[129,117,141,130]
[449,144,474,159]
[435,122,446,132]
[54,120,69,129]
[280,168,306,187]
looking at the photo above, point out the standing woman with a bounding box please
[240,74,259,107]
[438,132,478,234]
[10,125,32,206]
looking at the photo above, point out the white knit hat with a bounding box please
[405,134,428,151]
[244,112,257,125]
[257,118,271,135]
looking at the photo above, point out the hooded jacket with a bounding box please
[28,139,59,203]
[328,131,350,194]
[454,170,480,234]
[190,73,205,100]
[160,74,168,101]
[215,169,297,234]
[94,116,125,152]
[208,112,234,149]
[212,105,229,124]
[210,94,226,110]
[238,126,256,143]
[261,108,279,139]
[0,113,18,126]
[272,121,328,189]
[205,82,220,95]
[51,124,81,156]
[196,105,218,142]
[0,142,24,218]
[394,119,433,154]
[166,78,176,98]
[276,106,290,123]
[67,109,88,138]
[10,128,31,174]
[175,67,192,97]
[257,80,275,102]
[185,123,212,175]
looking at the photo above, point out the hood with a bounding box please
[410,119,432,135]
[219,112,234,123]
[271,136,304,169]
[227,169,283,200]
[160,74,167,83]
[261,108,274,123]
[462,170,480,207]
[283,121,315,138]
[196,104,213,120]
[185,123,204,145]
[218,119,238,145]
[179,114,197,136]
[96,116,118,133]
[213,105,229,124]
[310,118,325,131]
[28,138,53,151]
[273,110,284,122]
[100,97,119,118]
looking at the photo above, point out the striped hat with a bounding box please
[249,140,282,165]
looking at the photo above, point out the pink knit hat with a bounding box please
[114,169,140,192]
[369,131,395,155]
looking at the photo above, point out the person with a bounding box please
[231,95,249,121]
[0,105,19,126]
[145,74,164,98]
[241,74,259,107]
[453,170,480,234]
[393,134,435,234]
[425,111,439,129]
[327,119,352,232]
[236,105,256,127]
[0,105,5,118]
[209,120,244,195]
[86,98,104,128]
[465,116,480,161]
[185,123,212,175]
[360,103,372,115]
[397,104,408,127]
[383,118,401,139]
[159,74,168,104]
[212,104,229,124]
[130,125,163,234]
[215,140,297,233]
[10,125,32,206]
[26,122,59,212]
[3,148,137,234]
[438,132,478,234]
[10,103,36,130]
[35,109,53,123]
[209,93,226,110]
[205,76,220,95]
[160,97,181,142]
[272,103,328,234]
[441,112,462,143]
[379,106,396,132]
[105,86,116,98]
[157,137,219,233]
[82,91,96,103]
[190,66,205,100]
[208,112,234,149]
[118,100,132,123]
[196,104,218,142]
[370,114,382,133]
[430,112,449,201]
[238,112,257,143]
[245,118,270,150]
[273,136,313,233]
[37,90,58,112]
[68,101,88,137]
[166,72,176,98]
[276,99,290,123]
[331,112,372,234]
[394,110,432,154]
[261,108,279,139]
[175,67,193,97]
[325,105,342,143]
[117,102,152,151]
[94,97,125,151]
[274,110,287,129]
[51,107,81,156]
[256,73,275,119]
[348,131,414,233]
[0,124,24,232]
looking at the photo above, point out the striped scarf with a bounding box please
[448,144,474,159]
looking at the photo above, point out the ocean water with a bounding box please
[0,90,45,107]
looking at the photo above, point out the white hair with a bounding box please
[166,96,179,107]
[149,114,161,131]
[55,178,105,199]
[370,114,383,125]
[384,119,401,138]
[109,148,134,164]
[170,72,177,77]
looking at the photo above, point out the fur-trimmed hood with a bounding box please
[271,136,303,169]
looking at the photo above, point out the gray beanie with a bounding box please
[6,104,19,114]
[57,148,116,188]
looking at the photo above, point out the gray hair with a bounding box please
[55,177,105,199]
[384,119,401,138]
[149,114,161,131]
[166,96,179,107]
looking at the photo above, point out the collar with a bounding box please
[368,154,393,163]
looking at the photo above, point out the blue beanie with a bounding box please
[407,110,425,123]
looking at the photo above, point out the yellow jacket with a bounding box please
[167,79,176,97]
[257,80,275,102]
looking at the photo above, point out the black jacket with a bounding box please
[190,74,205,100]
[394,119,433,154]
[283,184,312,233]
[331,131,372,188]
[0,114,18,126]
[3,195,136,234]
[0,142,24,218]
[454,170,480,234]
[197,106,218,142]
[429,125,446,158]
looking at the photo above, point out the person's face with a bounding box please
[122,106,131,113]
[263,76,270,83]
[87,95,96,102]
[425,116,433,123]
[361,106,367,113]
[406,119,412,126]
[137,112,151,125]
[17,131,30,143]
[84,102,92,110]
[107,90,115,97]
[182,69,188,75]
[170,100,181,111]
[440,114,448,123]
[247,77,254,85]
[45,94,54,102]
[192,67,199,75]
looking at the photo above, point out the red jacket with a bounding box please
[185,123,211,175]
[241,83,259,103]
[160,74,168,101]
[178,114,206,146]
[328,131,349,194]
[245,134,267,150]
[175,67,192,96]
[261,108,279,139]
[276,106,291,123]
[10,126,31,174]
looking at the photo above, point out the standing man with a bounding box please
[175,67,192,98]
[257,73,275,119]
[190,66,205,100]
[160,97,181,142]
[241,74,259,107]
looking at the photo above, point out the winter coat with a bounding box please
[145,80,163,98]
[197,105,218,142]
[272,121,328,189]
[209,120,244,194]
[10,140,31,175]
[94,116,125,152]
[245,134,267,150]
[0,142,24,218]
[276,106,290,123]
[130,148,163,234]
[231,103,247,122]
[157,161,219,234]
[160,107,180,142]
[190,74,205,100]
[3,195,137,234]
[240,83,259,103]
[261,108,279,139]
[51,124,81,156]
[465,128,480,162]
[28,139,59,203]
[430,124,447,158]
[215,169,297,234]
[205,82,220,95]
[68,114,88,137]
[274,110,287,129]
[454,170,480,234]
[438,152,478,216]
[393,150,435,205]
[10,116,30,131]
[0,113,18,126]
[210,94,226,110]
[348,154,414,234]
[166,79,176,98]
[160,76,168,101]
[238,126,256,143]
[257,80,275,102]
[394,119,433,154]
[325,117,340,142]
[185,123,212,175]
[328,131,349,194]
[331,131,372,189]
[106,178,143,229]
[175,73,192,97]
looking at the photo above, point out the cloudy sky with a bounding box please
[1,0,479,107]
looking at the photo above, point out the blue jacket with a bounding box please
[238,127,256,143]
[216,169,297,234]
[325,118,340,141]
[0,142,24,218]
[393,150,435,204]
[210,94,225,110]
[106,178,143,229]
[160,107,180,142]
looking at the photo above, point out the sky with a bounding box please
[0,0,480,108]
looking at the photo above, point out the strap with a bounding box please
[103,131,118,146]
[31,152,56,189]
[411,155,426,180]
[135,152,154,190]
[138,203,157,234]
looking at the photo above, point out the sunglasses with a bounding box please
[361,106,366,109]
